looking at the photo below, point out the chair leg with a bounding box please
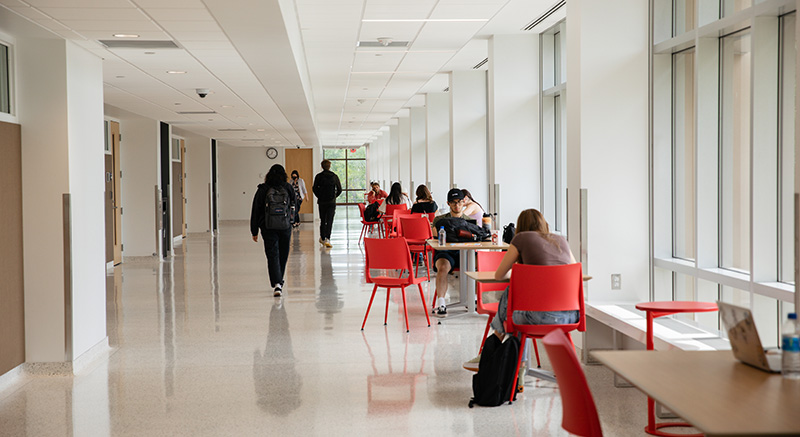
[384,288,391,326]
[359,225,366,244]
[479,315,493,353]
[423,249,430,281]
[361,284,380,330]
[401,286,410,332]
[532,339,541,368]
[417,284,431,327]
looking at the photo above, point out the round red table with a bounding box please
[635,301,719,437]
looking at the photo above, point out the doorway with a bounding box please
[172,138,186,239]
[104,120,122,265]
[285,148,314,221]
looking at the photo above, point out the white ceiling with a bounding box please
[0,0,558,148]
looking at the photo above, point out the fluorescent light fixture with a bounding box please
[113,33,139,38]
[362,19,488,22]
[166,70,186,74]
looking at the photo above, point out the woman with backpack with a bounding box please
[251,164,297,297]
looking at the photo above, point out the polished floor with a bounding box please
[1,207,669,436]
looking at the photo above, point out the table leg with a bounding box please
[458,249,468,311]
[465,249,475,313]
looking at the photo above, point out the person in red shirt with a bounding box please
[365,182,388,204]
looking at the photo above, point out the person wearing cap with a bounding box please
[430,188,478,316]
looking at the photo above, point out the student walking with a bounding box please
[251,164,297,296]
[312,159,342,248]
[290,170,308,228]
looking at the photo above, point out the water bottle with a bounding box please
[438,226,446,246]
[782,313,800,379]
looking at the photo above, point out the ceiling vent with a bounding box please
[473,58,489,69]
[357,41,409,48]
[176,111,216,115]
[99,40,180,49]
[218,128,247,132]
[523,0,566,31]
[443,87,449,92]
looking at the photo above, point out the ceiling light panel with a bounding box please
[395,51,454,72]
[145,8,215,21]
[38,7,146,21]
[411,21,487,49]
[351,51,404,72]
[359,22,423,42]
[362,0,438,20]
[428,3,504,20]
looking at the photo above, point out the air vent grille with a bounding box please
[473,58,488,69]
[99,40,180,49]
[176,111,216,115]
[357,41,410,48]
[523,0,566,31]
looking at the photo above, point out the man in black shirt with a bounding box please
[312,159,342,248]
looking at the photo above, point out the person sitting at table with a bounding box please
[461,189,486,222]
[464,208,578,370]
[377,182,412,214]
[430,188,477,316]
[410,184,438,214]
[365,182,388,204]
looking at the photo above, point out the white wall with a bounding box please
[176,129,212,233]
[426,92,450,204]
[488,34,540,227]
[568,0,650,302]
[65,43,106,358]
[450,70,489,205]
[398,115,410,188]
[105,105,161,258]
[218,145,284,220]
[389,123,399,183]
[409,106,426,194]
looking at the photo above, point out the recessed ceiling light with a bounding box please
[174,103,181,105]
[221,105,233,108]
[167,70,186,74]
[115,75,125,79]
[274,140,280,143]
[144,51,155,55]
[256,129,265,132]
[208,119,213,121]
[113,34,139,38]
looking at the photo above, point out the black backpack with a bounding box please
[437,217,490,242]
[364,202,381,222]
[502,223,515,244]
[469,334,521,407]
[264,185,291,230]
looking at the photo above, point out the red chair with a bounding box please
[362,237,431,332]
[358,203,383,243]
[388,209,413,238]
[505,263,585,402]
[475,251,506,352]
[400,216,433,280]
[382,204,409,236]
[542,330,603,437]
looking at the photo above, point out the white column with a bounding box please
[426,92,450,204]
[397,112,411,190]
[449,70,488,204]
[409,106,426,196]
[389,122,399,183]
[488,34,539,226]
[182,132,212,233]
[567,0,650,302]
[20,38,107,364]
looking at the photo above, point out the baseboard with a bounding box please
[122,255,159,264]
[72,337,112,375]
[0,364,25,399]
[24,361,72,376]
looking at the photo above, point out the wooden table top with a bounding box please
[591,350,800,436]
[426,239,509,251]
[464,271,592,283]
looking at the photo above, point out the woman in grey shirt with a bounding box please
[490,208,579,336]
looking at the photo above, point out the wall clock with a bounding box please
[266,147,278,159]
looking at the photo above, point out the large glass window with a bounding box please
[719,30,751,273]
[0,43,10,115]
[541,21,566,233]
[779,13,796,284]
[673,48,696,260]
[323,146,367,204]
[673,0,696,35]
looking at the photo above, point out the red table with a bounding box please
[634,301,719,437]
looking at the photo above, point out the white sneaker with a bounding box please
[273,284,282,297]
[463,355,480,372]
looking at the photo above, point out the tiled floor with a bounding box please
[0,206,673,436]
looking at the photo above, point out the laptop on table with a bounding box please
[717,301,782,373]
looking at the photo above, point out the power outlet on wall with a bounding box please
[611,274,622,290]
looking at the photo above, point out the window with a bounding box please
[541,21,566,233]
[722,0,751,18]
[719,30,751,273]
[323,146,367,204]
[673,0,696,35]
[0,42,11,115]
[673,48,696,261]
[779,13,796,284]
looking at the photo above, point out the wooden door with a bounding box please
[171,139,186,239]
[180,139,186,237]
[110,121,122,264]
[285,148,314,215]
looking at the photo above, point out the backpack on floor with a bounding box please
[469,334,520,407]
[265,185,291,230]
[364,202,382,222]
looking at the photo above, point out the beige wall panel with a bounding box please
[285,148,314,214]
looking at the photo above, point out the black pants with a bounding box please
[294,199,303,224]
[318,203,336,240]
[261,227,292,287]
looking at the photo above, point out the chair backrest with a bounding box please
[384,203,408,217]
[364,237,414,282]
[358,202,367,218]
[399,216,431,241]
[542,330,603,437]
[475,251,507,299]
[412,211,435,222]
[507,263,585,331]
[390,209,414,236]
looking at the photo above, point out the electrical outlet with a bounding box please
[611,274,622,290]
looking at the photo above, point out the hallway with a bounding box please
[0,207,646,436]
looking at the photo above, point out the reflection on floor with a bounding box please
[1,206,657,436]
